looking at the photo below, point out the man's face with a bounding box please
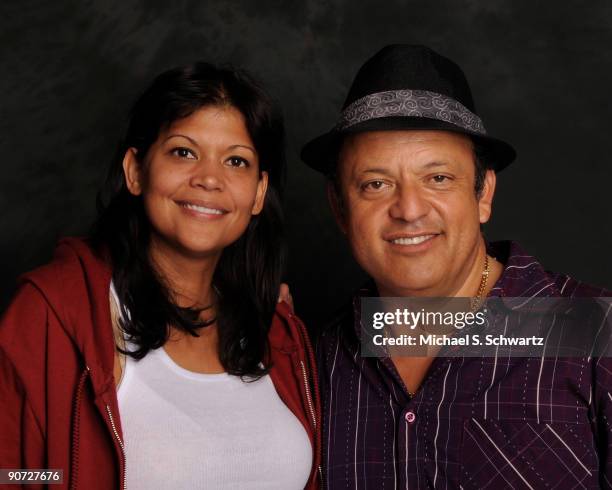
[333,130,495,297]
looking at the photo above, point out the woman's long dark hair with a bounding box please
[90,62,285,378]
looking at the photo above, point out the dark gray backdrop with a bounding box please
[2,0,611,327]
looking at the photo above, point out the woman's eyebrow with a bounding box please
[161,136,256,155]
[163,134,199,146]
[227,144,256,155]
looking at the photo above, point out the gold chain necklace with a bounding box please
[407,254,490,398]
[470,254,490,312]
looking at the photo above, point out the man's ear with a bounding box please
[123,148,142,196]
[327,182,347,234]
[478,169,496,224]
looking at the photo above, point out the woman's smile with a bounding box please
[176,199,229,219]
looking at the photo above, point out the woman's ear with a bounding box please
[123,148,142,196]
[251,171,269,215]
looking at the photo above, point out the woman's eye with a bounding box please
[362,180,388,191]
[171,147,196,159]
[227,156,249,168]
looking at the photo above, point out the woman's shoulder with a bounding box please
[20,237,111,296]
[269,301,312,351]
[3,236,112,342]
[2,236,115,376]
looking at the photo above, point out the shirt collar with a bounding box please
[486,240,560,298]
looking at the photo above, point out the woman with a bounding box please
[0,63,320,489]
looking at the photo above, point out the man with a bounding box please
[301,45,611,489]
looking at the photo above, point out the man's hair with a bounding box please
[472,140,491,198]
[327,136,492,207]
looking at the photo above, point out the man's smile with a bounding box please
[382,232,441,253]
[388,234,437,245]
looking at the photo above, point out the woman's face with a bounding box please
[123,105,268,260]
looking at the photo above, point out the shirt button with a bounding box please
[405,411,416,423]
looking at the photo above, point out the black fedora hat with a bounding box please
[301,44,516,173]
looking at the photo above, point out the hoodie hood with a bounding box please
[21,237,116,398]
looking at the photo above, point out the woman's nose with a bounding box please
[189,161,224,191]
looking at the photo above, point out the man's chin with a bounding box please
[375,274,443,297]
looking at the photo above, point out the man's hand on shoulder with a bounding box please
[277,283,294,311]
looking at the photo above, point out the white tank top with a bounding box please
[112,287,312,489]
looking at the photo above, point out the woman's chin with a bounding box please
[176,241,227,259]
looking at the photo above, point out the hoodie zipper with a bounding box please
[294,313,325,489]
[300,358,324,488]
[299,359,317,430]
[105,404,126,490]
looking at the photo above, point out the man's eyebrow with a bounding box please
[358,161,450,176]
[422,161,451,169]
[360,167,395,176]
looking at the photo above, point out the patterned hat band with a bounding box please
[335,89,487,135]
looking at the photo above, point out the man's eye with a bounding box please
[227,156,249,168]
[362,180,388,191]
[432,175,449,183]
[171,147,196,159]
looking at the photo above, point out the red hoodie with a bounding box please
[0,237,321,489]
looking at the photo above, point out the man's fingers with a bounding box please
[278,283,294,310]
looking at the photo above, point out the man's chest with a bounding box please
[322,347,598,488]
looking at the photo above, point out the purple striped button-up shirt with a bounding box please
[317,241,612,489]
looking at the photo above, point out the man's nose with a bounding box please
[388,183,431,222]
[189,160,224,191]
